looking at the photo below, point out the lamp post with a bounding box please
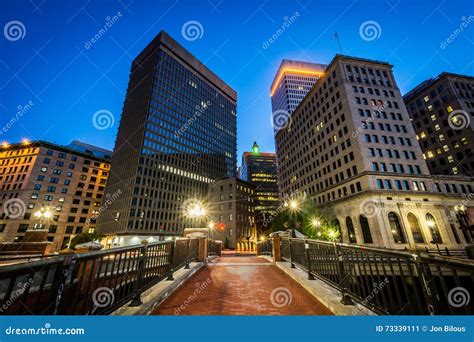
[288,200,299,238]
[426,220,441,254]
[33,206,52,230]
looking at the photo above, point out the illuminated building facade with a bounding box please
[0,140,111,251]
[97,31,237,244]
[241,142,279,234]
[274,55,474,250]
[270,59,326,133]
[207,177,255,250]
[404,73,474,176]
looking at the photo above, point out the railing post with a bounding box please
[413,254,439,315]
[49,255,74,315]
[129,245,147,307]
[289,238,295,268]
[334,243,354,305]
[272,236,281,262]
[166,240,175,281]
[304,240,315,280]
[184,237,191,269]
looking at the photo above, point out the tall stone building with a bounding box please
[273,55,473,250]
[0,140,111,251]
[404,72,474,176]
[241,142,279,235]
[207,177,255,250]
[97,31,237,245]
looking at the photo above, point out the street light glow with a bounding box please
[289,200,298,210]
[311,218,321,228]
[187,203,206,218]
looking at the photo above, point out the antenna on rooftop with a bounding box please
[334,32,343,54]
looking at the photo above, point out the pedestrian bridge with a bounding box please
[0,237,472,316]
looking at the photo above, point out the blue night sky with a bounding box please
[1,0,473,165]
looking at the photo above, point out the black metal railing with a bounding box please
[207,240,221,256]
[280,238,474,315]
[0,238,200,315]
[256,240,273,256]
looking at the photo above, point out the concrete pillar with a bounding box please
[198,237,208,262]
[272,236,281,263]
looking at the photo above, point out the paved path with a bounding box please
[151,256,333,315]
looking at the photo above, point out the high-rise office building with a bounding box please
[404,73,474,176]
[241,142,279,234]
[270,59,326,133]
[0,140,111,251]
[274,55,473,250]
[98,31,237,244]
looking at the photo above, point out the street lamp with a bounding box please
[33,207,52,229]
[287,200,299,238]
[426,220,441,253]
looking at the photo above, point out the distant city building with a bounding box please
[274,55,474,250]
[97,31,237,245]
[404,72,474,176]
[207,177,256,250]
[0,140,111,251]
[270,59,326,133]
[241,142,279,234]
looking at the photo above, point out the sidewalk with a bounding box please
[151,256,333,315]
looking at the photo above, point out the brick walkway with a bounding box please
[151,256,333,315]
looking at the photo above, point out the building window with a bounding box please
[407,213,425,243]
[345,217,356,243]
[388,212,406,243]
[359,214,373,243]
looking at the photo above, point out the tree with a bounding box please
[70,231,104,250]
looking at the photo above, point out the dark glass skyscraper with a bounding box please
[241,142,279,234]
[98,31,237,242]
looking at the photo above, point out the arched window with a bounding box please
[359,214,373,243]
[346,217,357,243]
[407,213,425,243]
[388,212,406,243]
[426,213,443,243]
